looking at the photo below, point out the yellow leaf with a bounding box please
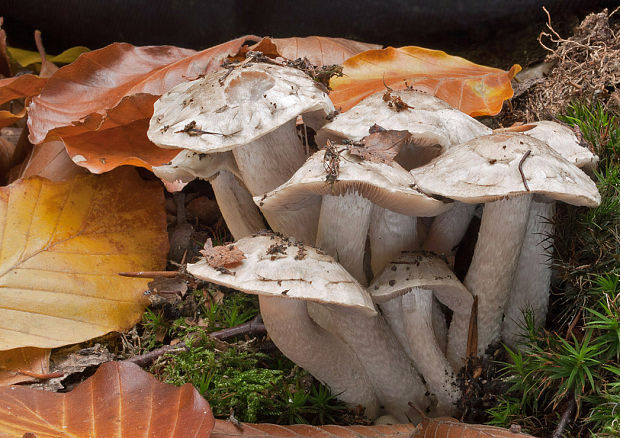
[0,168,168,350]
[330,46,520,116]
[6,45,89,69]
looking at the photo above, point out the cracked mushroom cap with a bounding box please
[152,150,241,183]
[148,63,334,153]
[521,121,599,170]
[188,233,376,315]
[255,147,451,217]
[411,133,601,207]
[370,251,473,312]
[316,89,491,151]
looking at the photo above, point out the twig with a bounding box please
[552,394,576,438]
[118,271,179,278]
[519,150,532,191]
[124,315,266,367]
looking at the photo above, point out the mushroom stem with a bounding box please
[369,207,418,277]
[502,199,555,348]
[422,202,476,256]
[211,170,266,239]
[316,192,373,285]
[259,296,380,417]
[322,305,428,422]
[379,296,415,359]
[447,195,532,366]
[401,288,459,415]
[234,119,319,243]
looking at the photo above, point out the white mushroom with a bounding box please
[149,63,335,243]
[412,133,601,367]
[257,146,451,284]
[316,89,491,273]
[502,121,600,348]
[370,252,473,415]
[188,233,380,417]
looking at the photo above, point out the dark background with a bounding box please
[1,0,615,68]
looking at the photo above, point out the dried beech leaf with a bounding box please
[6,45,89,70]
[17,140,88,181]
[0,168,168,350]
[0,361,214,437]
[347,130,411,164]
[240,36,382,66]
[329,46,520,116]
[200,238,245,268]
[416,416,537,437]
[212,420,417,438]
[0,75,47,128]
[0,347,50,386]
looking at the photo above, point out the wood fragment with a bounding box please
[16,369,64,380]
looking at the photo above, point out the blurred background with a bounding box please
[1,0,616,67]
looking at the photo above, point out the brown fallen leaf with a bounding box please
[212,420,417,438]
[0,361,214,437]
[329,46,520,115]
[346,130,412,164]
[236,36,382,66]
[200,238,245,268]
[0,75,47,128]
[16,140,87,181]
[0,168,168,350]
[0,347,50,386]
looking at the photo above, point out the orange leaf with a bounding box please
[329,46,520,116]
[0,361,214,437]
[243,36,382,66]
[0,347,50,386]
[27,37,256,173]
[0,168,168,350]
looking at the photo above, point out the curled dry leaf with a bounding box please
[329,46,520,116]
[17,140,88,182]
[27,37,255,173]
[0,75,47,128]
[346,129,411,164]
[0,168,168,350]
[0,361,214,437]
[200,238,245,269]
[235,36,382,66]
[0,347,50,386]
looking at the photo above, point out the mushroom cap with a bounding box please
[411,133,601,207]
[255,147,451,217]
[148,63,334,153]
[152,150,241,183]
[316,89,491,149]
[370,251,473,312]
[522,121,599,170]
[188,233,376,315]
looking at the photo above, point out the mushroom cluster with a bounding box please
[147,61,601,422]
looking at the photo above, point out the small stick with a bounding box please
[119,271,179,278]
[518,150,532,192]
[17,369,64,380]
[124,315,266,367]
[552,395,576,438]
